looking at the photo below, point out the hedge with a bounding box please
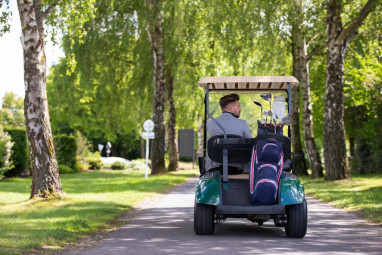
[4,128,29,177]
[54,135,77,170]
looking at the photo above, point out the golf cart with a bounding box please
[194,76,307,238]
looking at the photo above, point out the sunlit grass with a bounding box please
[300,174,382,225]
[0,168,198,254]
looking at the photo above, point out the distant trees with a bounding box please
[0,0,379,185]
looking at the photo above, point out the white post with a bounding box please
[142,119,154,179]
[145,137,149,179]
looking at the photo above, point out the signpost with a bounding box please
[142,120,155,179]
[98,144,104,155]
[106,142,112,157]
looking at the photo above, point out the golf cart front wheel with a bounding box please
[285,200,307,238]
[194,202,215,235]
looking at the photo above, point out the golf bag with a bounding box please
[250,123,284,205]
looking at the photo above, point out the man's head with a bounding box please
[219,93,241,118]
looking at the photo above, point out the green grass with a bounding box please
[0,169,198,254]
[300,174,382,225]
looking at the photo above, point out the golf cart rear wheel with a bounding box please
[194,202,215,235]
[285,200,307,238]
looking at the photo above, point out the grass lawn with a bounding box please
[300,174,382,225]
[0,168,198,254]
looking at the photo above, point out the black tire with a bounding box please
[194,202,215,235]
[285,200,307,238]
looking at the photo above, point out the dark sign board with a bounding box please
[178,129,195,157]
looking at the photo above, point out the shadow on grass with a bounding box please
[0,200,132,249]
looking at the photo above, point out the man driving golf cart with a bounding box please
[194,76,307,238]
[205,93,252,174]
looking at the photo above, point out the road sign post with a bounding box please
[142,120,155,179]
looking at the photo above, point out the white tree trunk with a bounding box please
[291,20,308,176]
[17,0,62,197]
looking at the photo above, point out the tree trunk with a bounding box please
[17,0,62,198]
[324,0,376,180]
[291,21,308,176]
[323,39,350,180]
[146,0,166,174]
[166,70,179,171]
[324,0,349,180]
[300,41,324,178]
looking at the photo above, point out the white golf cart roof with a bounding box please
[198,76,299,90]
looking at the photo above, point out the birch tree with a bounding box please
[145,0,166,174]
[324,0,380,180]
[16,0,95,198]
[289,0,325,177]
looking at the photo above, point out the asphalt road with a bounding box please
[67,178,381,255]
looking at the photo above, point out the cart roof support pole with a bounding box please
[205,84,229,182]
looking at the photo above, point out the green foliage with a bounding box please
[74,131,92,169]
[3,128,29,177]
[112,132,141,160]
[58,164,75,174]
[344,32,382,174]
[1,92,23,109]
[0,126,13,179]
[111,161,127,170]
[53,135,77,170]
[75,161,88,171]
[87,153,103,170]
[0,92,25,128]
[0,0,11,36]
[42,0,381,177]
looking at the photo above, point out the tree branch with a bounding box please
[307,42,327,61]
[337,0,378,42]
[42,2,58,20]
[306,33,320,48]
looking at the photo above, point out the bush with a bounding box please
[54,135,77,170]
[88,158,103,170]
[111,161,126,170]
[75,161,88,171]
[58,164,75,174]
[75,131,92,169]
[0,127,13,179]
[3,128,29,177]
[126,160,146,171]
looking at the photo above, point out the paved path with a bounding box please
[68,178,381,255]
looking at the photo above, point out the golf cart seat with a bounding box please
[208,135,253,164]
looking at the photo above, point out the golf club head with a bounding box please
[260,93,272,102]
[281,116,291,125]
[253,101,262,107]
